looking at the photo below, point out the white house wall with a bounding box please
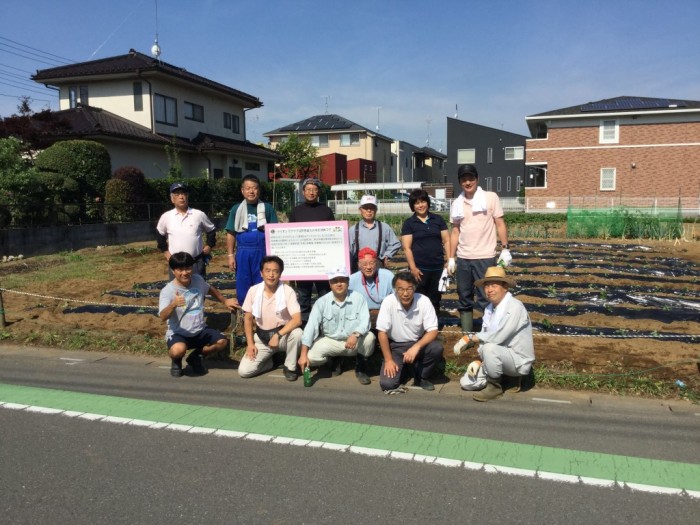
[148,77,246,140]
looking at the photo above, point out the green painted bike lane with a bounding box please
[1,382,698,492]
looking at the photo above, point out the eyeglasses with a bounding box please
[396,287,414,294]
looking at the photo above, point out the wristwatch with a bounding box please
[502,244,509,249]
[352,331,361,338]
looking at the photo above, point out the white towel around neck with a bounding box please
[450,186,488,221]
[470,186,487,213]
[252,283,287,322]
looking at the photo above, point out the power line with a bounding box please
[0,67,34,83]
[0,45,66,68]
[0,36,75,64]
[0,79,56,97]
[0,62,33,75]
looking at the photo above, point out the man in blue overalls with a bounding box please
[225,174,278,303]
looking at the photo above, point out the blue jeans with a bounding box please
[456,257,495,313]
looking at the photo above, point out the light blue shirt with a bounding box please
[302,289,371,347]
[349,268,395,309]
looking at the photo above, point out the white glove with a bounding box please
[497,249,512,268]
[454,335,476,355]
[453,335,468,355]
[447,257,456,275]
[467,360,482,378]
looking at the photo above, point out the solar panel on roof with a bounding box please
[581,97,687,112]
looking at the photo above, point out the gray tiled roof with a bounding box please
[528,96,700,118]
[47,105,173,145]
[32,49,262,108]
[264,113,394,142]
[44,106,279,161]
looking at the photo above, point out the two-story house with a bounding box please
[263,114,394,185]
[31,49,279,180]
[391,140,446,184]
[446,117,527,198]
[524,96,700,206]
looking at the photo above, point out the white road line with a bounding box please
[59,358,85,362]
[2,400,697,498]
[532,397,572,404]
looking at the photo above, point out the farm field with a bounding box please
[0,237,698,397]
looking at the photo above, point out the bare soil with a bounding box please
[1,238,698,390]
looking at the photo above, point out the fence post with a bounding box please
[0,291,6,328]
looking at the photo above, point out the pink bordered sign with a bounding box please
[265,221,350,281]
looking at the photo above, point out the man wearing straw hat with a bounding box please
[453,266,534,401]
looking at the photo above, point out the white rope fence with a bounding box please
[1,287,698,341]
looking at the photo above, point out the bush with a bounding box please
[109,166,148,220]
[35,140,112,200]
[104,179,134,222]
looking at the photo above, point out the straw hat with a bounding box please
[474,266,517,288]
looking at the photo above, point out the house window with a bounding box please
[496,177,502,192]
[340,133,360,146]
[504,146,524,160]
[224,112,232,129]
[457,148,475,164]
[527,165,547,188]
[485,178,492,191]
[311,135,329,148]
[487,147,493,164]
[213,168,223,179]
[507,177,512,192]
[516,176,522,190]
[232,115,240,133]
[133,82,143,111]
[184,101,204,122]
[154,94,177,126]
[69,85,89,108]
[599,120,619,144]
[245,162,261,171]
[600,167,616,191]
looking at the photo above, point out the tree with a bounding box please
[34,140,112,201]
[274,133,323,179]
[0,97,71,158]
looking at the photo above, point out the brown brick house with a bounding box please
[524,96,700,210]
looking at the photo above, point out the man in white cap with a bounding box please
[298,266,375,385]
[156,182,217,279]
[453,266,534,401]
[348,194,401,273]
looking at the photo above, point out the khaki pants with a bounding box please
[306,333,376,366]
[238,328,303,377]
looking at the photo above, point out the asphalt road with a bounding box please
[1,345,699,524]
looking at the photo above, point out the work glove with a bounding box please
[447,257,456,275]
[497,249,512,268]
[467,360,482,378]
[453,335,476,355]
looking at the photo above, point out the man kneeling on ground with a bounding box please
[298,266,375,385]
[453,266,534,401]
[239,256,302,381]
[377,271,444,392]
[159,252,239,377]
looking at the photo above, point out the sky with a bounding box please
[1,0,699,150]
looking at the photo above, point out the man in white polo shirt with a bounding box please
[376,270,444,392]
[156,182,217,278]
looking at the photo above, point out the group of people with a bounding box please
[156,165,535,401]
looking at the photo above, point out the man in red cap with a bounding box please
[349,247,395,322]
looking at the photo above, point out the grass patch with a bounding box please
[532,362,697,401]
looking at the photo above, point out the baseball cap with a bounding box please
[170,182,188,193]
[359,195,377,208]
[326,266,349,280]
